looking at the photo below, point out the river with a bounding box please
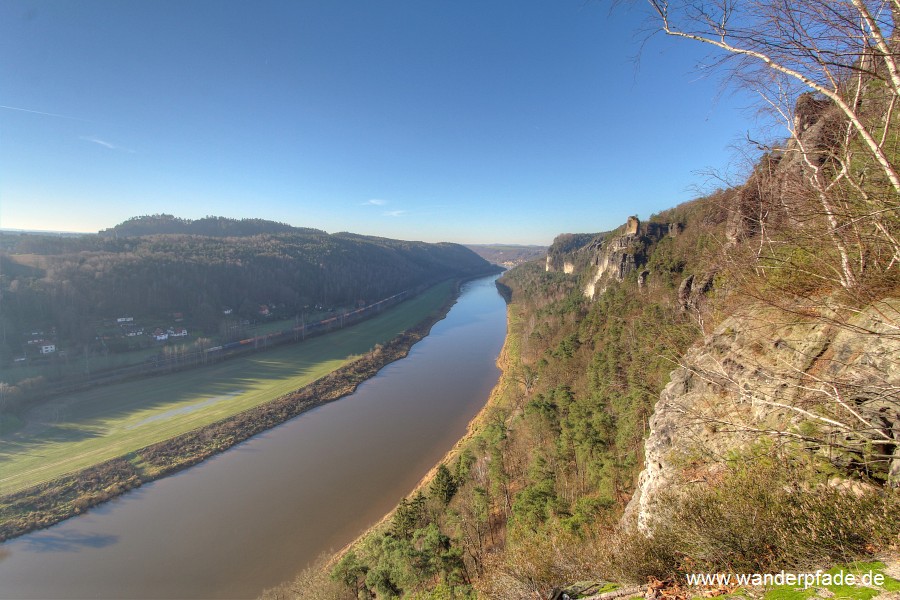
[0,275,507,599]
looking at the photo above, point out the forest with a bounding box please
[0,215,494,363]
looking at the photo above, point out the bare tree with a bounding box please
[643,0,900,288]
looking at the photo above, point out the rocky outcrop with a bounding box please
[677,271,715,311]
[626,298,900,531]
[584,234,640,298]
[583,217,675,299]
[545,255,576,274]
[544,218,684,298]
[726,93,844,244]
[638,270,649,289]
[545,233,596,273]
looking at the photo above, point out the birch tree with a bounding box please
[644,0,900,287]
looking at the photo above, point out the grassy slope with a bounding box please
[0,281,453,496]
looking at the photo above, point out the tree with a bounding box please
[392,492,427,539]
[642,0,900,288]
[431,464,458,506]
[330,551,369,596]
[645,0,900,188]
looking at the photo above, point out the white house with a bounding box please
[40,344,56,354]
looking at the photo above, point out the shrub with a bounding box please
[599,457,899,583]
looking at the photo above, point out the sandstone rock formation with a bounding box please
[583,217,674,299]
[545,233,596,273]
[626,299,900,531]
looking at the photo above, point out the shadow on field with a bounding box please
[0,423,107,459]
[1,337,360,469]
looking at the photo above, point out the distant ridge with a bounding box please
[0,228,87,237]
[464,243,547,267]
[99,214,322,238]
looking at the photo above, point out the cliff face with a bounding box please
[625,82,900,531]
[537,97,899,537]
[544,232,597,274]
[545,254,576,274]
[583,230,640,299]
[582,218,675,298]
[545,217,681,299]
[725,93,843,244]
[627,298,900,530]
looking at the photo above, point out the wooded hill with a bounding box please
[0,216,495,362]
[98,214,302,238]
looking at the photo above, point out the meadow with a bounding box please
[0,281,453,496]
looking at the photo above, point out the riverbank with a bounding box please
[260,298,521,598]
[0,276,486,542]
[353,305,518,538]
[334,289,519,546]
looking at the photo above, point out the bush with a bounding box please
[599,457,900,583]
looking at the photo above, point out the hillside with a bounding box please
[0,221,495,375]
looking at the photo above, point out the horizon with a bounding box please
[0,219,556,246]
[1,1,761,246]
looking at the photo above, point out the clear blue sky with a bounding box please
[0,0,759,244]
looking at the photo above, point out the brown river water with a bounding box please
[0,275,507,599]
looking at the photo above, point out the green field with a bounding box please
[0,282,454,496]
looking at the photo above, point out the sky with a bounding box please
[0,0,763,245]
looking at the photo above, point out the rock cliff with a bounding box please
[725,93,843,244]
[583,226,641,299]
[612,73,900,543]
[545,216,681,299]
[627,299,900,530]
[545,233,597,274]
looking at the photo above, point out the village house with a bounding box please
[123,324,144,337]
